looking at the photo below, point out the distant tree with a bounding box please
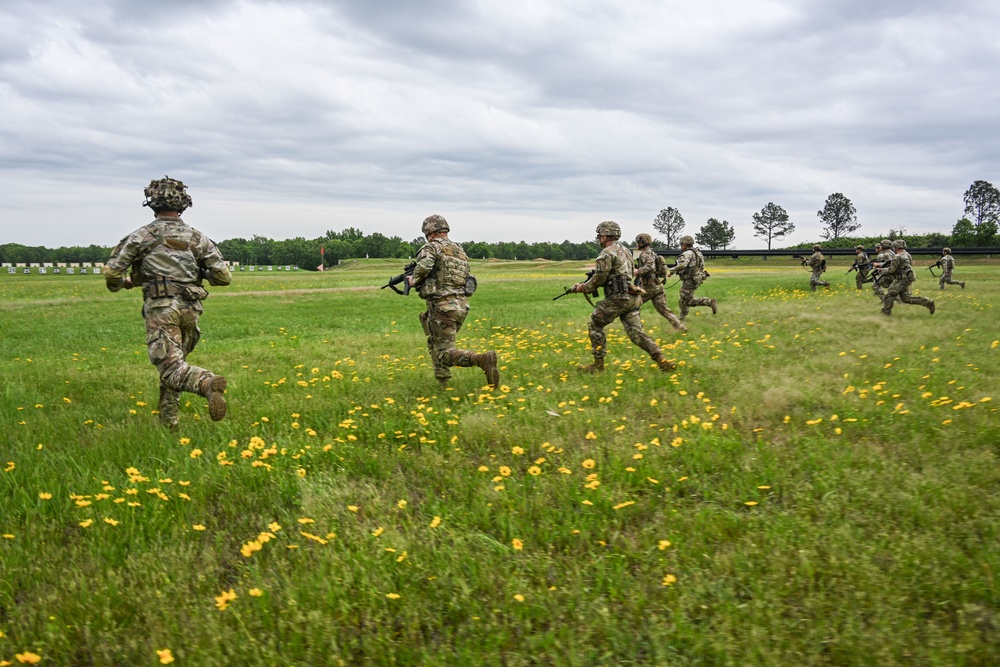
[696,218,735,250]
[817,193,860,240]
[652,207,685,248]
[963,180,1000,234]
[922,232,949,248]
[949,218,977,247]
[751,202,795,249]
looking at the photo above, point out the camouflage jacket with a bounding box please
[103,216,231,295]
[634,247,662,290]
[940,255,955,272]
[413,237,470,300]
[580,242,633,298]
[672,247,706,282]
[806,251,825,271]
[854,251,870,270]
[882,251,915,281]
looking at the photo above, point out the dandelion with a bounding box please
[511,446,524,455]
[347,505,359,512]
[613,500,635,510]
[296,468,307,478]
[15,653,43,665]
[189,449,203,458]
[249,588,264,597]
[514,594,525,602]
[297,517,314,524]
[528,466,542,476]
[179,438,190,445]
[499,466,512,477]
[661,574,677,586]
[429,516,442,528]
[658,540,671,550]
[372,527,384,537]
[38,492,52,500]
[156,648,175,664]
[512,538,523,550]
[745,501,758,506]
[104,518,120,526]
[386,593,401,599]
[397,499,408,509]
[215,588,237,611]
[584,431,597,440]
[757,485,770,490]
[671,437,683,447]
[581,459,596,469]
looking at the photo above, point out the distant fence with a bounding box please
[655,247,1000,259]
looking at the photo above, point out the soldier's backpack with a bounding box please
[654,254,668,282]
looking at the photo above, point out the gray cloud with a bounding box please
[1,0,998,247]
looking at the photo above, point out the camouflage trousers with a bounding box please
[872,273,891,298]
[589,295,661,361]
[810,270,830,290]
[881,279,933,315]
[939,272,964,289]
[640,287,684,330]
[144,298,216,426]
[855,271,869,290]
[678,279,712,318]
[420,296,476,380]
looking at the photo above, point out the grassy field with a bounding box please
[1,257,998,666]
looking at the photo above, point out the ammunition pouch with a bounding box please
[143,276,209,301]
[604,274,629,298]
[464,275,478,297]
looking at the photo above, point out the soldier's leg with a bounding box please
[431,303,471,368]
[620,308,675,371]
[146,305,215,396]
[683,280,713,309]
[584,301,616,370]
[419,310,450,381]
[939,274,946,290]
[881,281,904,315]
[651,291,686,331]
[677,285,692,319]
[856,273,864,290]
[898,287,935,312]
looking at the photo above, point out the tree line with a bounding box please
[3,180,997,266]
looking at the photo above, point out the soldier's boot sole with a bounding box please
[476,351,500,388]
[709,298,718,315]
[204,376,228,421]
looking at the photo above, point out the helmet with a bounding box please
[812,244,821,252]
[143,176,192,213]
[635,233,652,247]
[855,245,864,251]
[679,235,694,246]
[892,239,906,249]
[881,239,892,248]
[595,221,621,238]
[942,247,951,254]
[421,214,450,236]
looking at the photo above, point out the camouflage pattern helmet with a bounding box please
[855,245,865,251]
[679,234,694,246]
[943,247,952,254]
[143,176,192,213]
[421,214,450,236]
[881,239,892,248]
[812,244,821,252]
[635,233,652,247]
[892,239,906,249]
[595,220,621,238]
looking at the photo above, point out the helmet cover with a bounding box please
[143,176,192,213]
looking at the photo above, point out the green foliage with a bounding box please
[1,261,999,664]
[963,180,1000,232]
[818,192,860,240]
[695,218,735,249]
[652,207,686,248]
[752,202,794,250]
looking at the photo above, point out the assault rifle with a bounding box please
[554,269,596,304]
[927,260,942,278]
[846,260,871,275]
[381,262,417,295]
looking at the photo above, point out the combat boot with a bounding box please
[200,375,228,421]
[960,282,966,289]
[653,354,676,372]
[709,298,718,314]
[928,301,935,315]
[471,351,500,388]
[579,357,605,373]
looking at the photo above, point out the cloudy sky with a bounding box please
[2,0,998,247]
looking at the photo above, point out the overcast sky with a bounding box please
[2,0,998,248]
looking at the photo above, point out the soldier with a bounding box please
[668,235,717,319]
[803,244,830,291]
[408,215,499,387]
[871,239,895,300]
[571,221,675,372]
[850,244,870,290]
[632,233,686,333]
[102,177,232,429]
[936,248,965,290]
[877,240,935,316]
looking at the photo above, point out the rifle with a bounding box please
[927,260,942,278]
[381,262,417,295]
[554,269,596,305]
[846,260,871,275]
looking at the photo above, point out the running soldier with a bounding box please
[871,239,894,300]
[803,244,830,291]
[571,221,675,372]
[103,177,231,429]
[668,235,717,319]
[632,233,686,333]
[877,240,935,316]
[849,244,870,290]
[935,248,965,290]
[408,215,499,387]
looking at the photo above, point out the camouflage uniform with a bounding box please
[103,208,232,428]
[852,248,870,290]
[805,250,829,290]
[871,242,894,299]
[634,245,685,332]
[412,216,499,387]
[937,253,965,290]
[879,242,934,316]
[579,240,671,370]
[671,245,716,318]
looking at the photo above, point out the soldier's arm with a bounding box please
[198,236,232,286]
[634,251,655,277]
[576,253,612,293]
[669,252,690,276]
[101,233,143,292]
[410,245,437,284]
